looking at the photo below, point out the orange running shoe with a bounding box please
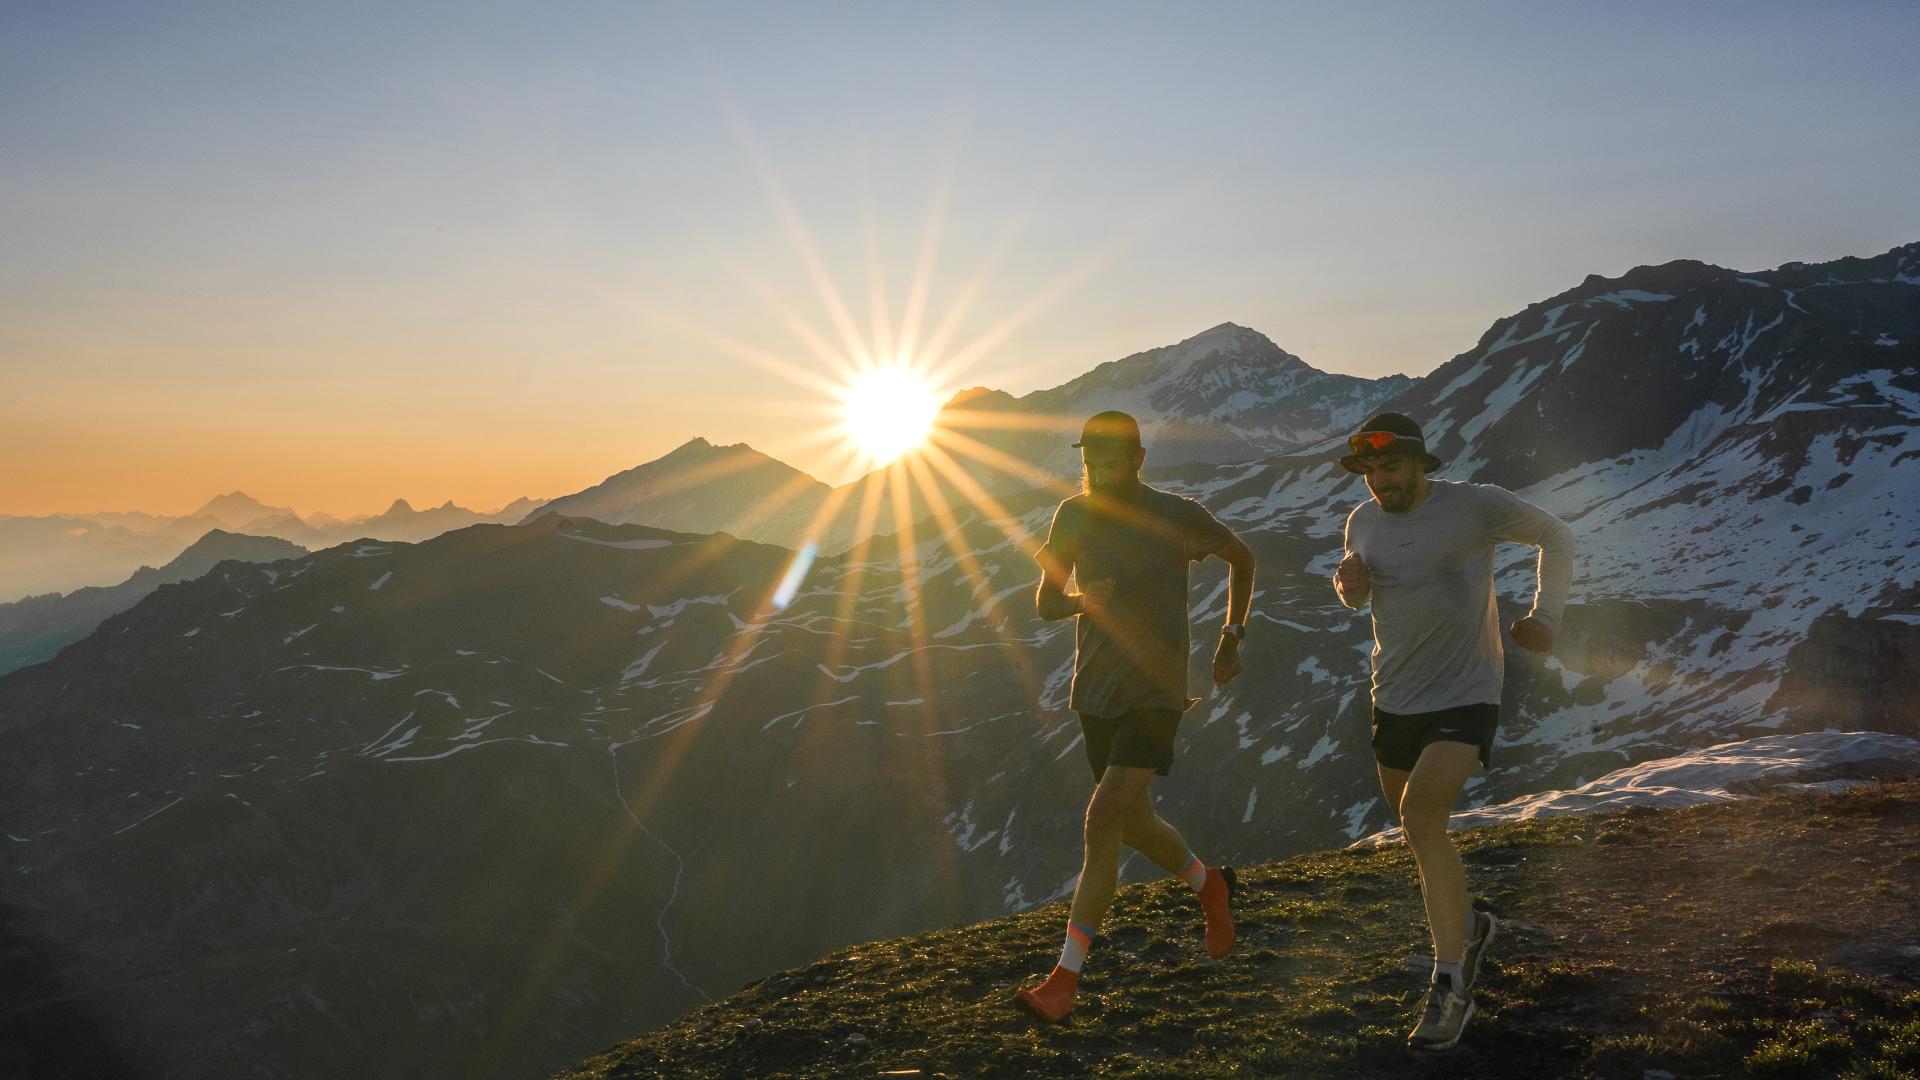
[1012,965,1079,1023]
[1199,865,1238,958]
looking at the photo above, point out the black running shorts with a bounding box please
[1370,702,1498,772]
[1078,707,1182,780]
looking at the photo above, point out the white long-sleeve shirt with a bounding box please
[1341,480,1575,714]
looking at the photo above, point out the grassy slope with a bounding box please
[557,780,1920,1079]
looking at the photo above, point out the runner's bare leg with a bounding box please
[1118,790,1191,874]
[1397,741,1480,967]
[1069,765,1157,926]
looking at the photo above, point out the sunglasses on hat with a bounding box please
[1347,430,1418,455]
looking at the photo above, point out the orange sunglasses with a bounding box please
[1347,430,1414,455]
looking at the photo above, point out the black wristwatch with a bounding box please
[1220,624,1246,644]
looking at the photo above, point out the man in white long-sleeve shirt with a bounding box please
[1332,412,1575,1052]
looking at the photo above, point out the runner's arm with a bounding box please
[1217,532,1257,629]
[1034,502,1085,621]
[1336,511,1370,609]
[1483,487,1575,633]
[1183,499,1256,630]
[1035,547,1084,621]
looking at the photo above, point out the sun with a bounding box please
[841,365,941,465]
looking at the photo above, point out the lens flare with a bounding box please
[771,542,818,611]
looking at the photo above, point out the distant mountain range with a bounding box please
[0,530,307,676]
[2,241,1915,1080]
[0,494,547,605]
[185,491,551,550]
[0,513,229,604]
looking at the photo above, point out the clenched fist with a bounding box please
[1212,634,1243,685]
[1508,615,1555,654]
[1334,552,1370,606]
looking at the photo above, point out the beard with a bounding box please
[1369,478,1423,513]
[1082,466,1141,495]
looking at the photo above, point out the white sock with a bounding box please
[1432,959,1463,990]
[1058,919,1097,973]
[1179,854,1208,893]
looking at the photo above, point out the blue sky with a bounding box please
[3,2,1917,513]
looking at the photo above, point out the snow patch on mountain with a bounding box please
[1355,731,1920,846]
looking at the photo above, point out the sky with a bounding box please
[4,2,1917,518]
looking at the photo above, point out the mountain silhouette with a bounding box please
[189,491,297,531]
[525,438,835,545]
[0,529,307,675]
[0,497,550,603]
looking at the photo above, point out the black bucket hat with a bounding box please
[1339,413,1443,474]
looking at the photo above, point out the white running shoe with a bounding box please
[1407,980,1476,1051]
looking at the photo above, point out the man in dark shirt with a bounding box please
[1013,410,1258,1023]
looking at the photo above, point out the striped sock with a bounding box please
[1179,854,1208,893]
[1058,919,1097,973]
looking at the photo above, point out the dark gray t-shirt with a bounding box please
[1038,484,1235,718]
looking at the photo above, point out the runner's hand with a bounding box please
[1508,615,1555,654]
[1212,634,1243,685]
[1334,552,1370,604]
[1081,578,1116,616]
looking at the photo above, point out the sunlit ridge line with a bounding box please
[578,439,800,511]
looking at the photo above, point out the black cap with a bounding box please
[1339,412,1443,474]
[1072,410,1142,448]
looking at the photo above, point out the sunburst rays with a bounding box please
[534,130,1153,1047]
[609,129,1144,800]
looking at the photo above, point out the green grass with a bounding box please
[556,780,1920,1079]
